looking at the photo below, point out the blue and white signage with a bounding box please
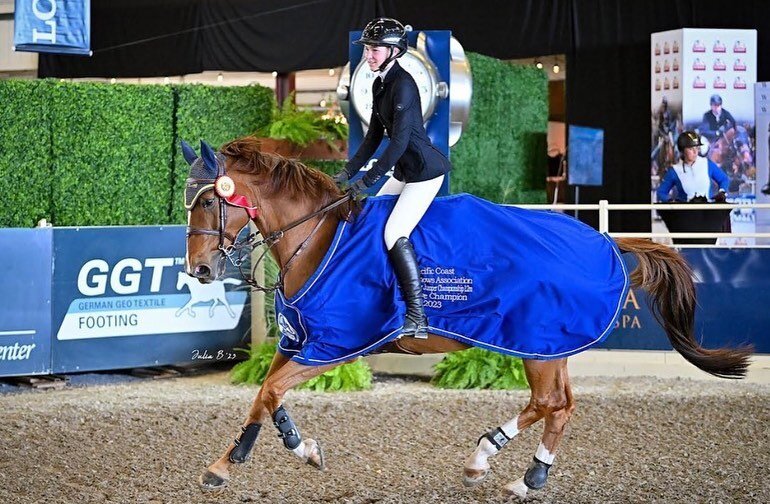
[51,226,249,373]
[605,248,769,353]
[0,228,53,377]
[13,0,92,56]
[568,125,604,186]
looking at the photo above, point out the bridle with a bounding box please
[186,156,352,292]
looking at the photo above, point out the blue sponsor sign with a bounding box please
[0,228,53,377]
[604,248,770,353]
[568,125,604,186]
[13,0,91,56]
[50,226,250,373]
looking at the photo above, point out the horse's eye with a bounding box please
[201,198,215,209]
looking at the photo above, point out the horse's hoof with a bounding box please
[462,468,489,487]
[523,458,551,490]
[305,439,325,471]
[503,477,529,500]
[198,470,228,492]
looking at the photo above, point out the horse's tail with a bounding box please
[614,237,752,379]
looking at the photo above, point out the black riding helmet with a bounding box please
[677,131,702,156]
[354,18,408,71]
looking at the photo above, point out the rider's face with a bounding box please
[683,146,699,164]
[364,45,390,71]
[711,103,722,114]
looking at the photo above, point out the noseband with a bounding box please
[186,156,352,292]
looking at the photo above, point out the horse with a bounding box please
[182,137,751,499]
[175,270,239,318]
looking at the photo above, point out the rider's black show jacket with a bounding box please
[344,61,452,186]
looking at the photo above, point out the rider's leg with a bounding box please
[384,175,444,338]
[376,175,406,196]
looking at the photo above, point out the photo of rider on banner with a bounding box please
[651,28,757,245]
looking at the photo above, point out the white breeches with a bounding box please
[376,175,445,250]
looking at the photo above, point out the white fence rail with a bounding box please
[512,201,770,247]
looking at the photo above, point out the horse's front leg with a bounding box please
[199,354,337,491]
[199,351,289,490]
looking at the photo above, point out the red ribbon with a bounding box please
[226,194,259,219]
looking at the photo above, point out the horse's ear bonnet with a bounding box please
[183,139,226,210]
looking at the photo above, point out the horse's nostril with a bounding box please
[194,264,211,278]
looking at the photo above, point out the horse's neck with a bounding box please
[261,201,340,299]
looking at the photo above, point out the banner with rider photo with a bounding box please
[650,30,684,202]
[651,28,757,245]
[755,82,770,244]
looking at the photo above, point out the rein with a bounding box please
[187,166,352,292]
[223,194,352,292]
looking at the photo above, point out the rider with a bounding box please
[700,94,736,141]
[333,18,452,339]
[656,131,729,202]
[650,96,676,162]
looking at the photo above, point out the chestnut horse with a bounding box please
[183,137,751,499]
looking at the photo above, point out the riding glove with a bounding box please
[714,190,727,203]
[332,170,350,187]
[347,179,368,200]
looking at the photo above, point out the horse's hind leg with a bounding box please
[222,298,236,317]
[462,358,565,487]
[199,354,337,491]
[504,359,574,500]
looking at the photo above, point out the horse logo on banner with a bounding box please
[175,271,240,318]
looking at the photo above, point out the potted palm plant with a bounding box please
[256,93,348,160]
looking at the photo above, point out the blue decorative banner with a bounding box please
[604,248,770,353]
[13,0,91,56]
[0,229,53,377]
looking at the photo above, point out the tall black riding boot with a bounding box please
[387,237,428,338]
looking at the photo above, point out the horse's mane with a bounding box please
[220,136,357,222]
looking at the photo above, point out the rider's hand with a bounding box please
[332,170,350,188]
[346,179,368,200]
[714,191,727,203]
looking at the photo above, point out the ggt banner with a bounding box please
[51,226,250,373]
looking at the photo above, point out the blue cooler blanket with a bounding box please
[277,194,629,365]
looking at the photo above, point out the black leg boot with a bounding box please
[388,237,428,338]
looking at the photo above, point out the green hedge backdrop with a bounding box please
[0,80,274,227]
[174,85,274,222]
[0,55,546,227]
[0,80,51,228]
[451,53,548,204]
[50,82,174,226]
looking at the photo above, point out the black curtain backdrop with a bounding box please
[567,0,767,231]
[38,0,767,232]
